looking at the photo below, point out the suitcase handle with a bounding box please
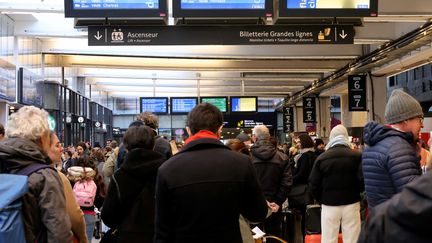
[263,235,288,243]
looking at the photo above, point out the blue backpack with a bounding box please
[0,163,50,243]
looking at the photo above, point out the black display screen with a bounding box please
[170,97,198,114]
[200,97,227,113]
[19,68,44,107]
[180,0,265,10]
[140,97,168,114]
[64,0,167,17]
[230,97,257,112]
[73,0,159,9]
[173,0,272,18]
[0,65,16,102]
[280,0,378,17]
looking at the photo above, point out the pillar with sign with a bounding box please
[340,75,369,128]
[303,97,317,136]
[283,106,295,133]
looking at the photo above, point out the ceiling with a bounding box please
[1,0,432,103]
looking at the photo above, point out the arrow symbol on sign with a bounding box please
[339,30,348,39]
[94,31,103,40]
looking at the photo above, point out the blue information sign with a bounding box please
[171,98,197,113]
[73,0,159,9]
[181,0,265,9]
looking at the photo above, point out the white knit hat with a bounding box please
[329,125,349,143]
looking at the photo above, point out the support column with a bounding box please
[340,94,368,128]
[367,75,387,123]
[317,97,331,138]
[294,104,306,132]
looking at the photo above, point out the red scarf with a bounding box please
[184,130,219,145]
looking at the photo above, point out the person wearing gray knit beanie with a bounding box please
[361,89,423,210]
[385,89,424,141]
[385,89,424,124]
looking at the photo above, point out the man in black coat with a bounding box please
[155,103,269,243]
[250,124,292,241]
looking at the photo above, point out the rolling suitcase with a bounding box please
[281,208,303,243]
[305,204,321,235]
[304,233,343,243]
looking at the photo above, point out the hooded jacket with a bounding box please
[250,139,292,206]
[0,137,71,243]
[358,172,432,243]
[362,122,421,208]
[101,148,164,243]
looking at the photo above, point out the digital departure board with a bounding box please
[287,0,370,9]
[180,0,265,10]
[173,0,272,18]
[64,0,167,18]
[201,97,227,113]
[280,0,377,17]
[0,66,16,102]
[18,68,43,107]
[170,97,198,114]
[72,0,159,10]
[140,97,168,114]
[230,97,257,112]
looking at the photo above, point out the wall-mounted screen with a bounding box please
[279,0,378,17]
[230,96,257,112]
[64,0,167,18]
[170,97,198,114]
[200,97,228,113]
[140,97,168,114]
[18,68,43,107]
[173,0,273,18]
[0,65,16,102]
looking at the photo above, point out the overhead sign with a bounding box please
[88,25,354,46]
[283,106,294,133]
[303,97,316,123]
[348,75,367,111]
[94,121,102,128]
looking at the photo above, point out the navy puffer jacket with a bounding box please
[362,122,421,208]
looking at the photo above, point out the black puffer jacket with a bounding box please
[358,173,432,243]
[101,148,164,243]
[250,139,292,206]
[0,137,71,243]
[309,145,364,206]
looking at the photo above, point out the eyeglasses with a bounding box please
[417,116,424,124]
[410,116,424,124]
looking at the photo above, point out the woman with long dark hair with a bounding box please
[101,124,164,242]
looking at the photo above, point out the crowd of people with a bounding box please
[0,89,431,243]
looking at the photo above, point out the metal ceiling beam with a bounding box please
[287,20,432,105]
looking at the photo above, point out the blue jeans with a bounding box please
[84,213,96,243]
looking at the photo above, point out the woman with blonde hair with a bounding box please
[47,132,87,243]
